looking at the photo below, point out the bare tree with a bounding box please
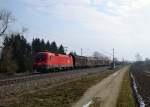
[135,53,143,61]
[21,26,28,34]
[93,51,109,60]
[93,51,102,59]
[0,9,14,36]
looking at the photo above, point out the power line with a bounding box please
[100,50,113,56]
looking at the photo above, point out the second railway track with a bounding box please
[0,67,108,86]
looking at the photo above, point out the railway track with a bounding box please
[0,66,115,100]
[0,67,109,86]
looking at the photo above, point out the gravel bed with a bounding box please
[0,67,108,100]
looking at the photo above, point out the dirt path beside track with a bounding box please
[72,66,128,107]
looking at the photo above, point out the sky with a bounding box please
[1,0,150,61]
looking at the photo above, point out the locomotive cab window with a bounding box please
[35,53,45,61]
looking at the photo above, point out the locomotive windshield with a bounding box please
[35,53,46,61]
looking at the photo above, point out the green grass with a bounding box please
[116,70,135,107]
[4,70,114,107]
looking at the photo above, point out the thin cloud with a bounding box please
[15,0,150,60]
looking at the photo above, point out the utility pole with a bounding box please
[81,48,83,56]
[122,57,125,65]
[0,46,2,59]
[113,48,115,69]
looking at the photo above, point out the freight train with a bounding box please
[33,51,111,72]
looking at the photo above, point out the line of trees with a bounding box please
[0,8,67,74]
[32,38,65,54]
[0,33,66,74]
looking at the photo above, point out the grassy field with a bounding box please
[116,69,135,107]
[3,70,115,107]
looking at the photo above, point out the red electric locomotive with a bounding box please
[33,51,73,72]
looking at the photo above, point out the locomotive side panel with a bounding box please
[34,52,73,72]
[48,55,69,67]
[46,53,74,68]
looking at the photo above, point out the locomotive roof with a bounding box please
[37,51,71,57]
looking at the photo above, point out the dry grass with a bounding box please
[2,70,114,107]
[116,70,135,107]
[89,97,102,107]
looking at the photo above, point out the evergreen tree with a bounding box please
[41,39,46,51]
[32,39,62,53]
[50,41,58,53]
[0,47,18,74]
[46,41,51,51]
[1,33,32,73]
[32,38,41,52]
[32,38,35,52]
[58,44,65,54]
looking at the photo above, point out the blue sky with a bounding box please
[1,0,150,61]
